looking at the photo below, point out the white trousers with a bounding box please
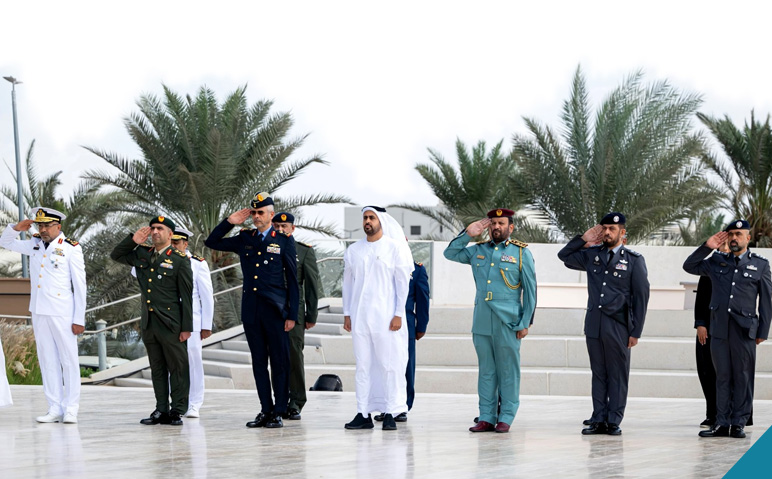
[0,333,12,407]
[32,314,80,416]
[353,327,408,415]
[188,331,204,409]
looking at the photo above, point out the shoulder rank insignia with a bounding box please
[58,238,64,244]
[624,248,642,257]
[174,248,187,257]
[191,254,206,262]
[475,240,490,245]
[32,233,41,238]
[751,252,769,262]
[507,239,528,248]
[296,241,312,248]
[64,237,79,246]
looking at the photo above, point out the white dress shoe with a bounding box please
[185,407,200,418]
[36,413,63,423]
[62,413,78,424]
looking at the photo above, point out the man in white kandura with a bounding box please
[343,206,414,431]
[0,207,86,423]
[171,227,214,418]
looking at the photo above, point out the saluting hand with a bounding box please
[466,218,491,237]
[581,224,604,245]
[228,208,251,225]
[12,219,34,232]
[706,231,729,250]
[132,226,151,245]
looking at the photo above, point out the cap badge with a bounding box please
[158,216,165,222]
[737,221,742,228]
[613,215,619,223]
[35,209,45,220]
[257,194,264,202]
[496,209,502,217]
[281,214,287,221]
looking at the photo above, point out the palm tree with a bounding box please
[83,84,350,256]
[676,210,726,246]
[391,138,550,242]
[512,66,718,243]
[697,111,772,246]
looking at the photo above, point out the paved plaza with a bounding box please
[0,385,766,478]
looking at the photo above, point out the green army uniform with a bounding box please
[111,235,194,415]
[444,231,537,426]
[288,240,320,413]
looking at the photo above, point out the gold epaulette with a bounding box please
[172,248,188,258]
[296,241,313,248]
[191,254,206,262]
[475,240,489,245]
[507,239,528,248]
[64,237,79,246]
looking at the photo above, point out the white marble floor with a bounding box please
[0,385,766,478]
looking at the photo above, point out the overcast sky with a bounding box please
[1,0,771,239]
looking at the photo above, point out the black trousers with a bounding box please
[243,297,290,415]
[586,316,630,425]
[288,321,307,411]
[142,312,189,414]
[695,336,717,420]
[711,319,755,427]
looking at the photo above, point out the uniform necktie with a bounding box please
[608,251,614,264]
[43,242,50,250]
[735,255,740,265]
[151,251,158,263]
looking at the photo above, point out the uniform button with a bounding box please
[605,271,608,275]
[39,275,42,278]
[730,295,734,298]
[254,275,258,279]
[149,308,154,312]
[147,289,151,293]
[599,305,602,308]
[258,252,262,255]
[37,285,41,288]
[603,282,606,286]
[728,308,732,312]
[256,264,259,267]
[494,247,498,251]
[735,269,738,273]
[600,294,604,297]
[732,282,735,286]
[253,288,257,291]
[150,268,154,272]
[484,298,489,301]
[167,308,171,311]
[487,280,491,284]
[148,278,152,282]
[41,264,44,268]
[57,293,60,296]
[147,300,150,304]
[490,263,494,266]
[43,255,46,258]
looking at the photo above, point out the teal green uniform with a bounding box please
[444,231,537,425]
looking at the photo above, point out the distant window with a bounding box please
[410,225,421,236]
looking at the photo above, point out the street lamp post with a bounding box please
[4,75,28,278]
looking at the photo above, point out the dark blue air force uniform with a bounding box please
[205,219,299,415]
[405,261,430,410]
[683,244,771,428]
[558,236,650,426]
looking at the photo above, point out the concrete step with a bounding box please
[202,348,252,364]
[316,308,699,338]
[302,364,772,399]
[120,374,235,389]
[309,322,344,335]
[307,334,772,372]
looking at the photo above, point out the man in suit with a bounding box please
[444,208,537,434]
[0,207,86,423]
[171,227,214,419]
[558,212,650,436]
[205,193,299,429]
[683,220,771,439]
[111,215,193,426]
[272,212,320,421]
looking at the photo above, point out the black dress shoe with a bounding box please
[581,422,608,435]
[287,408,301,420]
[265,414,283,428]
[140,410,170,425]
[374,413,385,421]
[382,414,397,431]
[169,411,183,426]
[583,418,592,426]
[699,425,730,437]
[730,426,746,438]
[394,412,408,422]
[700,418,715,428]
[246,412,271,428]
[345,413,374,430]
[606,423,622,435]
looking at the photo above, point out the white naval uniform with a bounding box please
[186,250,214,410]
[0,224,86,416]
[343,235,413,415]
[0,333,12,407]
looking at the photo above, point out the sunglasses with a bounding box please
[250,210,268,216]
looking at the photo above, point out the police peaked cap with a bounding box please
[172,227,193,241]
[250,192,274,209]
[486,208,514,218]
[600,212,626,225]
[725,219,751,231]
[149,215,176,231]
[30,206,66,223]
[274,212,295,224]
